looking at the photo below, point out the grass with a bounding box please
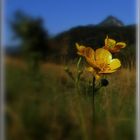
[5,57,136,140]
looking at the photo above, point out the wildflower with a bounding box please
[103,35,126,53]
[76,43,95,66]
[76,43,121,79]
[101,79,109,86]
[76,43,94,60]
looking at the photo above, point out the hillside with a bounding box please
[98,15,124,26]
[50,16,136,61]
[6,16,136,65]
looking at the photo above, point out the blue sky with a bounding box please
[4,0,136,46]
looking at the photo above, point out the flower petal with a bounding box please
[76,43,86,56]
[105,36,116,48]
[84,47,95,59]
[83,47,95,67]
[99,69,117,74]
[86,67,100,80]
[95,48,112,64]
[116,42,126,49]
[76,43,85,50]
[110,48,120,53]
[86,67,94,72]
[109,59,121,70]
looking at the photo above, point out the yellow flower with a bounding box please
[76,43,95,65]
[103,35,126,53]
[76,43,121,79]
[87,48,121,74]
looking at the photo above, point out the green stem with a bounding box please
[92,76,96,137]
[92,76,95,114]
[75,86,88,140]
[75,57,88,140]
[76,57,82,88]
[77,57,82,69]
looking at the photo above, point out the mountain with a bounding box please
[52,17,136,59]
[98,16,124,27]
[6,15,136,61]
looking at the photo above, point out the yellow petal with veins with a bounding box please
[99,69,117,74]
[105,36,116,48]
[109,59,121,70]
[84,47,95,60]
[116,42,126,48]
[95,48,112,64]
[104,36,126,53]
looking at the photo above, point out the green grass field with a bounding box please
[5,57,136,140]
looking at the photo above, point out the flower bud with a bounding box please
[101,79,109,87]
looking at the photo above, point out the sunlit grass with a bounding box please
[5,58,136,140]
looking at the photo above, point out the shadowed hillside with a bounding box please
[6,15,136,68]
[49,16,136,67]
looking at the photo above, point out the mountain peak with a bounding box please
[98,15,124,27]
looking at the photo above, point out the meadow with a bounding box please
[5,57,136,140]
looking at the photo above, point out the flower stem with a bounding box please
[77,57,82,69]
[75,57,88,140]
[76,57,82,87]
[92,76,96,112]
[92,76,96,137]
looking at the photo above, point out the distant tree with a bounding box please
[10,10,49,60]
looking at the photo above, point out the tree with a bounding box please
[10,10,49,60]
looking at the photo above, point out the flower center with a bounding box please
[108,42,115,48]
[99,63,111,71]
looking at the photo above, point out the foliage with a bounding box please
[10,10,49,60]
